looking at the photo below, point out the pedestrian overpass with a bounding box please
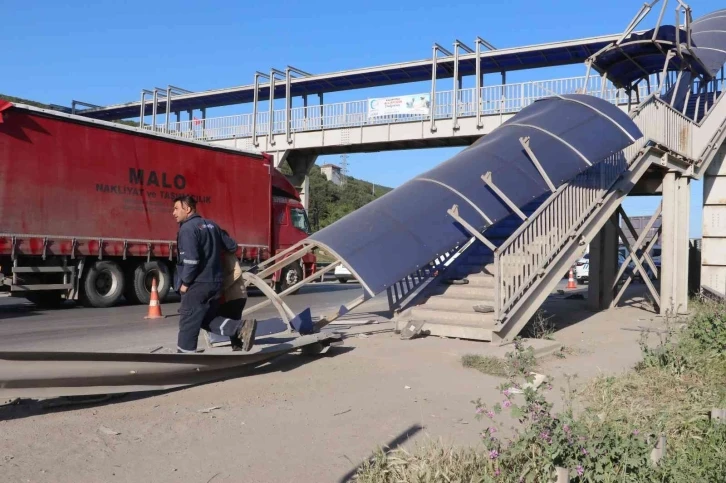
[71,2,726,342]
[7,1,726,402]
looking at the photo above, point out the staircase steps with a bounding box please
[394,193,555,341]
[424,294,495,312]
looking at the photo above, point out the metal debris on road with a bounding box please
[198,406,221,414]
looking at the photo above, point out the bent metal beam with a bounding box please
[0,332,342,399]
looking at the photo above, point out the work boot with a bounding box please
[236,319,257,352]
[229,335,243,351]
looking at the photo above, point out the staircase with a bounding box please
[393,83,726,342]
[393,196,548,341]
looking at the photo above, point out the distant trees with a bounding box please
[280,164,392,232]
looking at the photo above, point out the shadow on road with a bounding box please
[338,423,425,482]
[0,345,355,423]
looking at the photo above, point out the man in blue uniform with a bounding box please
[172,195,256,353]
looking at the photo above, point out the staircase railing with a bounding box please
[494,95,701,324]
[630,95,694,159]
[493,154,628,322]
[386,238,473,312]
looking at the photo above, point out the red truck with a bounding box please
[0,101,316,308]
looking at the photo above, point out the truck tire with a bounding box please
[128,261,171,305]
[276,263,303,294]
[81,260,125,308]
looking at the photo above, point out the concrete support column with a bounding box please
[588,212,620,311]
[661,171,690,315]
[300,175,310,211]
[702,144,726,293]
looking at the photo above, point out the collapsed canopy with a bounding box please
[309,94,642,295]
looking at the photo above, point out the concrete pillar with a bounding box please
[300,175,310,211]
[702,144,726,293]
[661,171,690,315]
[589,212,620,311]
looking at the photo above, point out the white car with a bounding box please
[574,254,589,284]
[574,251,648,285]
[334,264,355,283]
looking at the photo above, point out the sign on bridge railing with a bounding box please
[367,93,431,118]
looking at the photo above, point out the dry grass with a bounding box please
[461,354,508,377]
[581,298,726,451]
[355,441,494,483]
[521,309,556,340]
[582,366,723,442]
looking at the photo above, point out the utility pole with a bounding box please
[340,153,349,186]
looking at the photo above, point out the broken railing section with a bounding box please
[240,239,375,334]
[0,332,344,399]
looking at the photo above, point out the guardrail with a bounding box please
[142,74,657,142]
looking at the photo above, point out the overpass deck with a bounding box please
[74,32,634,121]
[147,74,651,147]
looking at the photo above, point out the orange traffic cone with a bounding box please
[566,268,577,289]
[144,277,165,319]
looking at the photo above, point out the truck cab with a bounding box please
[269,170,316,293]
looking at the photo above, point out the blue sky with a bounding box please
[3,0,722,236]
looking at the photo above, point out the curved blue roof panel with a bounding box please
[692,9,726,77]
[592,26,711,87]
[309,94,642,295]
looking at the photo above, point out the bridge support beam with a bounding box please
[280,151,319,211]
[588,212,619,311]
[660,170,690,316]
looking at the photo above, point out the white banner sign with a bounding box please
[367,94,431,118]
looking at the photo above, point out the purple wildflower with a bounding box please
[476,407,484,414]
[489,450,499,460]
[488,427,498,434]
[633,429,640,435]
[577,465,584,476]
[494,468,501,476]
[503,400,512,408]
[563,424,571,433]
[547,384,553,391]
[487,410,495,418]
[582,448,589,456]
[503,389,511,397]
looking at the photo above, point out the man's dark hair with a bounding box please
[173,195,197,211]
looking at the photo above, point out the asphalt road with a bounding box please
[0,281,384,353]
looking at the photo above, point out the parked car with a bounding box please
[574,252,640,284]
[574,253,590,283]
[334,265,355,283]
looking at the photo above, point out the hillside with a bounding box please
[281,164,393,231]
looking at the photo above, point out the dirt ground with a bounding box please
[0,290,666,483]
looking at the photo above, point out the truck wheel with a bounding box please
[128,261,171,305]
[276,263,303,294]
[81,261,125,308]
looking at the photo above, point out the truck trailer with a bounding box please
[0,101,316,308]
